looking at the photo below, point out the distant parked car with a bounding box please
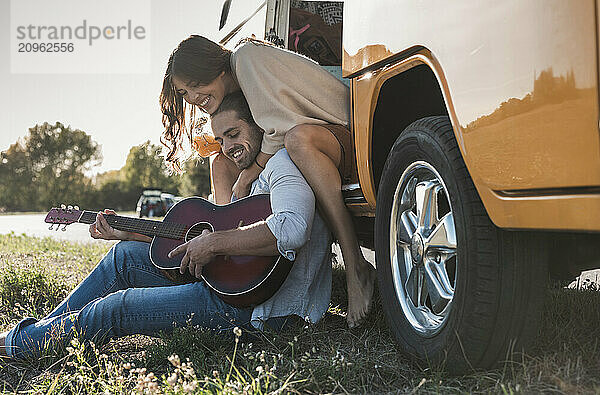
[160,193,177,212]
[136,190,174,218]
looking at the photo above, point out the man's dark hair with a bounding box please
[215,91,257,127]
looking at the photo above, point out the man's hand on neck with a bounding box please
[232,151,274,200]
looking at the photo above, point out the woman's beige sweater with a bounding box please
[230,41,350,155]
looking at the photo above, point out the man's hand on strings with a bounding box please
[89,209,132,241]
[169,229,215,279]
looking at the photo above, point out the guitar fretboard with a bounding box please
[79,211,188,240]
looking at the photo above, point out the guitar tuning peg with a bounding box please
[67,205,73,210]
[74,205,79,210]
[61,224,67,231]
[60,204,66,209]
[48,224,54,230]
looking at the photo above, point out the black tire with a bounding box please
[375,116,547,373]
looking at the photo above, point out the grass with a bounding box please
[0,233,599,393]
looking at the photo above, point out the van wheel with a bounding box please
[375,116,547,373]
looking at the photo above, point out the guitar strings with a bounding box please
[79,211,189,240]
[76,211,220,240]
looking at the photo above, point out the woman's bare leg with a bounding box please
[285,125,375,328]
[211,153,241,205]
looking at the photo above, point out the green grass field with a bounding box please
[1,233,599,394]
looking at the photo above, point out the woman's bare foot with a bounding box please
[282,125,376,328]
[346,258,376,328]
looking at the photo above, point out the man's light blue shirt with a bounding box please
[240,149,332,329]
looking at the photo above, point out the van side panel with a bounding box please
[344,0,600,231]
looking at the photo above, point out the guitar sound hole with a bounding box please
[185,222,215,242]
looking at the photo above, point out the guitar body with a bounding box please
[45,194,292,308]
[149,195,292,307]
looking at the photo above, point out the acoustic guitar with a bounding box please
[44,194,292,307]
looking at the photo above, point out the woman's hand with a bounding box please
[168,229,215,279]
[89,209,141,241]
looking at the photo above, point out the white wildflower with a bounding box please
[233,326,242,337]
[168,354,181,367]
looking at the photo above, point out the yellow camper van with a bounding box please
[219,0,600,373]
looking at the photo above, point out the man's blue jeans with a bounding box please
[5,241,254,359]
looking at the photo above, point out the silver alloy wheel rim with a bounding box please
[389,161,457,337]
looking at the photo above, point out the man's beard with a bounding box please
[236,149,256,169]
[236,129,263,170]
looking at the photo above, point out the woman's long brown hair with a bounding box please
[159,35,232,172]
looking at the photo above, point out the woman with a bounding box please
[160,35,374,328]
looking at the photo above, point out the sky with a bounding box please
[1,0,266,174]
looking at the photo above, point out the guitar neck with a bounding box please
[78,211,187,240]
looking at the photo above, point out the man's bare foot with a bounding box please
[346,259,376,328]
[0,331,9,358]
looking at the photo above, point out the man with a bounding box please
[0,92,332,360]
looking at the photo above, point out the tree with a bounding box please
[94,179,141,212]
[179,158,211,198]
[0,141,36,211]
[121,141,180,194]
[29,122,101,210]
[0,124,213,213]
[93,169,122,187]
[0,122,102,211]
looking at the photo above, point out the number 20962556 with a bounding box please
[18,42,74,52]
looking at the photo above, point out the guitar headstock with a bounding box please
[45,204,82,231]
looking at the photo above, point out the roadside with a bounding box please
[0,212,47,216]
[0,212,137,243]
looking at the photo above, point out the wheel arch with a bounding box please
[372,64,447,192]
[363,50,468,195]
